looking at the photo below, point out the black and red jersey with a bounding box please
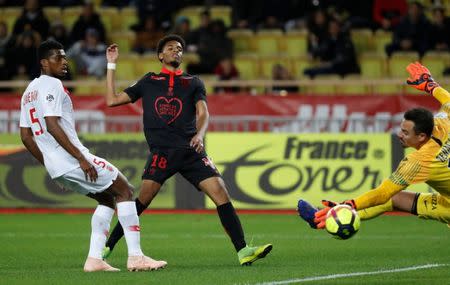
[124,67,207,148]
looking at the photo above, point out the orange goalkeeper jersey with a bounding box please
[354,89,450,210]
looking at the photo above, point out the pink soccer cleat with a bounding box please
[83,257,120,272]
[127,255,167,271]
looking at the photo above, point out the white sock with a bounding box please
[88,205,114,259]
[117,201,144,257]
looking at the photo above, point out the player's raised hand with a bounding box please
[406,61,439,94]
[106,44,119,63]
[79,157,98,182]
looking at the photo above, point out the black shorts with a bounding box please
[142,147,221,187]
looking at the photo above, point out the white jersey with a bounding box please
[19,75,89,178]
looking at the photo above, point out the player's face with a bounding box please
[160,41,183,68]
[42,49,68,78]
[397,119,427,149]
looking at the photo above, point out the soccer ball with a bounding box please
[325,204,360,240]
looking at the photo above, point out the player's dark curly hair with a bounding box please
[404,108,434,137]
[37,39,64,61]
[156,34,185,59]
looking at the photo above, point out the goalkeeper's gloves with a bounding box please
[313,199,356,229]
[406,61,440,94]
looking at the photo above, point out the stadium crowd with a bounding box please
[0,0,449,92]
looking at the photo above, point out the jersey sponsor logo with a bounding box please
[150,75,166,80]
[154,97,182,124]
[46,94,54,102]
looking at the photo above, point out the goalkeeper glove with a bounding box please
[313,199,356,229]
[406,61,439,94]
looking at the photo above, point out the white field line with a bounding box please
[254,263,449,285]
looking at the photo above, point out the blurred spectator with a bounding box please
[428,6,450,52]
[271,63,298,94]
[385,1,430,57]
[102,0,133,8]
[214,57,239,93]
[67,28,107,78]
[47,0,83,7]
[135,0,180,31]
[48,20,69,47]
[0,21,14,90]
[259,15,283,30]
[304,19,360,78]
[11,30,40,79]
[188,19,233,74]
[372,0,408,31]
[189,9,211,53]
[12,0,50,40]
[306,9,329,57]
[132,15,165,54]
[171,16,194,47]
[231,0,262,29]
[69,1,106,45]
[0,0,24,6]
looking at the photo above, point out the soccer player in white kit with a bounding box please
[19,39,167,272]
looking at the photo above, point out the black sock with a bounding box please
[217,202,246,252]
[106,198,148,250]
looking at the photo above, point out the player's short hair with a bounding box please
[37,39,64,61]
[404,108,434,137]
[156,34,185,56]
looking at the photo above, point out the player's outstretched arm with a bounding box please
[406,62,450,105]
[105,44,132,107]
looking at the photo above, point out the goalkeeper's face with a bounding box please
[397,119,428,149]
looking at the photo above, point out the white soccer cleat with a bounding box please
[83,257,120,272]
[127,255,167,271]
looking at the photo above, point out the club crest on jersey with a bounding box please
[154,96,182,124]
[46,94,54,102]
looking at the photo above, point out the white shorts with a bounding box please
[54,153,119,195]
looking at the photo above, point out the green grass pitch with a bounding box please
[0,213,448,285]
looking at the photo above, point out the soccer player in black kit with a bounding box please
[102,35,272,265]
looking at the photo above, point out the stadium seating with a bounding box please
[351,29,374,54]
[61,6,82,32]
[421,51,450,76]
[359,52,387,78]
[118,6,138,32]
[210,6,232,27]
[388,51,420,77]
[1,7,21,34]
[109,31,135,53]
[303,75,340,95]
[254,29,283,56]
[233,54,259,80]
[259,55,291,79]
[282,29,308,57]
[227,29,255,53]
[115,53,140,80]
[373,30,392,55]
[337,75,368,95]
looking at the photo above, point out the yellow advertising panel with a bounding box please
[206,133,392,209]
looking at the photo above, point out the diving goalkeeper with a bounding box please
[298,62,450,228]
